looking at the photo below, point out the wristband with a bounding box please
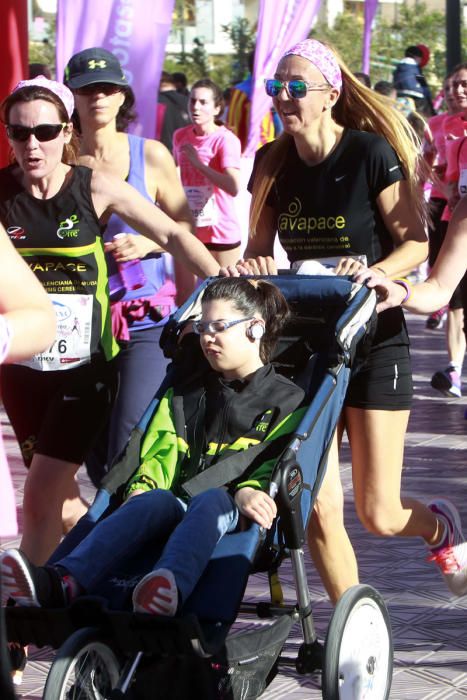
[372,265,386,276]
[393,278,412,304]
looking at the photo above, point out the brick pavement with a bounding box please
[1,312,466,699]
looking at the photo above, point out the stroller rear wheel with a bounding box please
[43,626,122,700]
[322,584,393,699]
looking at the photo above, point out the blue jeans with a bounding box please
[58,488,239,608]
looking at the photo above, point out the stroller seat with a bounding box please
[5,275,394,700]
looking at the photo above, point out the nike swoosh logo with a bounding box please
[389,165,401,172]
[335,175,346,182]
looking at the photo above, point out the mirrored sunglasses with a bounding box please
[6,123,67,143]
[193,317,253,335]
[264,78,329,99]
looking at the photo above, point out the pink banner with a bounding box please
[56,0,174,137]
[244,0,321,157]
[362,0,379,75]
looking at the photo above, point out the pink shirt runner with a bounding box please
[442,115,467,222]
[173,125,241,245]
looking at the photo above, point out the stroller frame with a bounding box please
[5,275,393,699]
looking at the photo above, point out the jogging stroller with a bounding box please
[5,274,393,700]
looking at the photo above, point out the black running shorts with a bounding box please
[345,342,413,411]
[0,358,118,466]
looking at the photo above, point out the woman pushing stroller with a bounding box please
[1,277,305,617]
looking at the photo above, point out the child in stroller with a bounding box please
[2,273,394,699]
[1,277,305,616]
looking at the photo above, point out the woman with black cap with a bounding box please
[63,47,197,484]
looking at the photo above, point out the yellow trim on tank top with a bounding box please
[18,243,97,257]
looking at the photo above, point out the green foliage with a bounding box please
[221,17,255,84]
[189,37,209,76]
[311,2,465,95]
[311,11,365,75]
[29,15,56,77]
[165,16,255,90]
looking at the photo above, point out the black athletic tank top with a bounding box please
[0,165,118,369]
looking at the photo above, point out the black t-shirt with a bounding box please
[249,129,409,347]
[250,129,404,264]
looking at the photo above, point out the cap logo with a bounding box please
[88,59,107,70]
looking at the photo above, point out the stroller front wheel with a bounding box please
[322,584,393,699]
[43,626,122,700]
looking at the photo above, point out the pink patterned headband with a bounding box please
[282,39,342,92]
[12,75,75,120]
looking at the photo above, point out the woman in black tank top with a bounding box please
[0,76,218,567]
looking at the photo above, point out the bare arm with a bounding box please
[146,140,194,231]
[105,141,195,263]
[373,180,428,276]
[91,170,219,279]
[0,225,56,361]
[180,143,240,196]
[334,180,428,277]
[354,197,467,313]
[231,203,278,275]
[406,196,467,312]
[147,141,197,302]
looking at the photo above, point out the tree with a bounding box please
[311,2,465,95]
[221,17,255,85]
[29,11,56,76]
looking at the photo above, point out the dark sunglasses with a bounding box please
[264,78,329,99]
[6,123,67,143]
[73,83,122,96]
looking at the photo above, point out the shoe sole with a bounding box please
[0,551,39,607]
[430,373,461,398]
[132,568,177,616]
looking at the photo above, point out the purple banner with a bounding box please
[362,0,379,75]
[56,0,174,137]
[244,0,321,157]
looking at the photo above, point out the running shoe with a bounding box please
[426,499,467,595]
[0,549,66,607]
[431,367,462,398]
[132,568,178,616]
[426,307,448,330]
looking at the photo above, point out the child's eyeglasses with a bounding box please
[264,79,329,99]
[193,317,253,335]
[6,123,67,142]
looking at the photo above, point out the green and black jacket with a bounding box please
[125,364,306,500]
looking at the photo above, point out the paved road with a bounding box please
[2,313,466,699]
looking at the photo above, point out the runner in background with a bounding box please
[173,78,242,269]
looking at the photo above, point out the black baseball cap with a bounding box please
[64,47,129,89]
